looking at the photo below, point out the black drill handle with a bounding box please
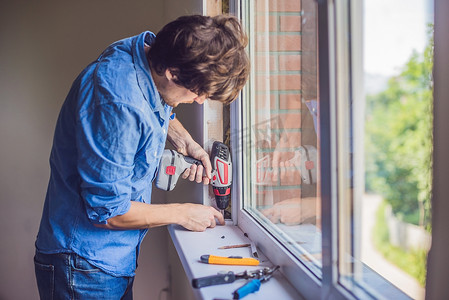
[192,272,236,288]
[183,155,203,166]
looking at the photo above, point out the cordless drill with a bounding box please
[155,141,232,215]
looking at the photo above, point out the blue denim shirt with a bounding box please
[36,32,173,277]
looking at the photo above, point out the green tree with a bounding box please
[365,27,433,227]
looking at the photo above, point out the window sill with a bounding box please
[168,221,303,300]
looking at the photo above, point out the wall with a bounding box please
[0,1,202,299]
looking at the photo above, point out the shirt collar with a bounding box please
[132,31,168,122]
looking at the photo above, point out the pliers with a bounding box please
[192,266,280,299]
[232,266,279,299]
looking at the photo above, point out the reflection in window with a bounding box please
[242,0,321,274]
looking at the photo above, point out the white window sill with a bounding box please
[168,221,304,300]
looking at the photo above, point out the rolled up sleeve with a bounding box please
[76,103,142,224]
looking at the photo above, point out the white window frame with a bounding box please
[229,0,330,298]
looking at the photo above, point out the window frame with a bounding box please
[229,0,332,298]
[228,0,414,299]
[426,0,449,297]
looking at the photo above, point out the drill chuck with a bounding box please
[213,187,231,210]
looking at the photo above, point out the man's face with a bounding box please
[162,83,207,108]
[160,69,208,108]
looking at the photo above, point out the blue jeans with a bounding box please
[34,251,134,300]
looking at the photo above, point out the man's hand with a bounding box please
[177,203,225,231]
[96,202,225,231]
[167,117,211,185]
[261,197,316,226]
[179,141,211,185]
[271,150,295,182]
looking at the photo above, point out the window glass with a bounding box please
[338,0,433,299]
[242,0,321,274]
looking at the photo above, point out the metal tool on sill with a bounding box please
[232,265,279,299]
[192,265,279,289]
[217,242,259,259]
[243,233,259,259]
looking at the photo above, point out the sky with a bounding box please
[363,0,434,77]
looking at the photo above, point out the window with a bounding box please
[240,0,322,274]
[233,0,322,298]
[231,0,434,299]
[342,0,433,298]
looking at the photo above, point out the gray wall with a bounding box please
[0,1,202,299]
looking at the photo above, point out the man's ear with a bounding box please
[165,69,177,81]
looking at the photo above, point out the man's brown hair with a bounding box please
[148,14,249,104]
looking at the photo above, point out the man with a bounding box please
[34,14,249,299]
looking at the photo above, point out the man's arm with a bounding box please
[167,116,212,184]
[96,116,225,231]
[96,201,224,231]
